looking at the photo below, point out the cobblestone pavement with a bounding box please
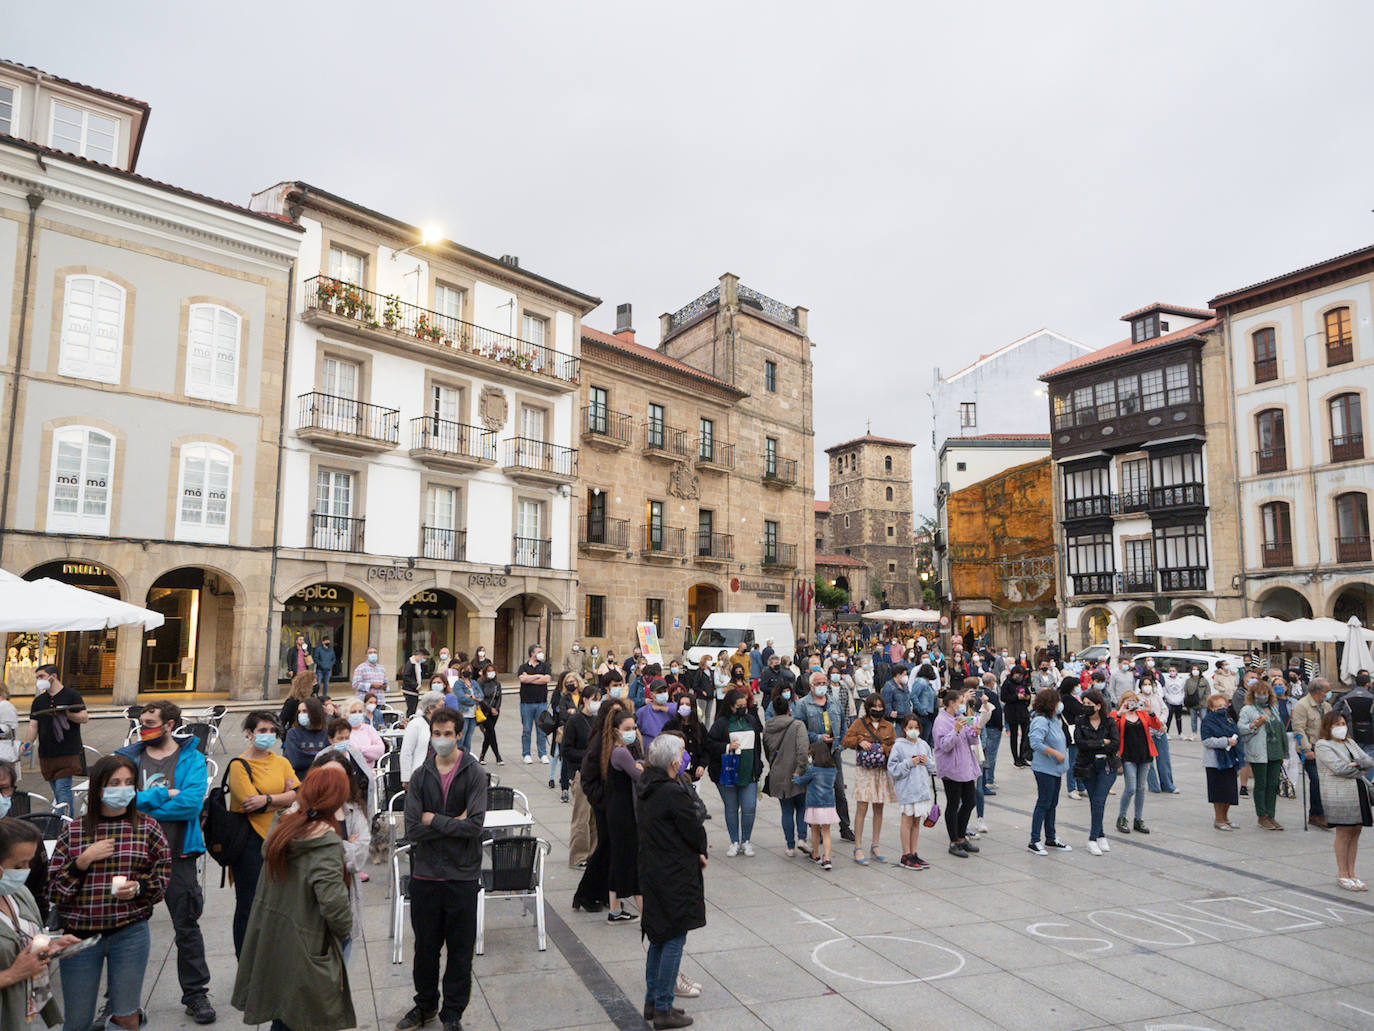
[34,711,1374,1030]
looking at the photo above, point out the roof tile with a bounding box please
[580,326,742,393]
[1041,319,1218,379]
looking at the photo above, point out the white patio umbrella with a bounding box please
[1134,615,1222,640]
[1291,616,1374,644]
[0,568,164,632]
[1211,616,1292,642]
[1341,616,1374,683]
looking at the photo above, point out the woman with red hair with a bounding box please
[231,762,354,1031]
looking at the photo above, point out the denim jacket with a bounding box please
[794,693,849,748]
[792,764,837,808]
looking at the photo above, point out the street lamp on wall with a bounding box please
[391,224,443,260]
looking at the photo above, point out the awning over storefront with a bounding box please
[0,569,164,632]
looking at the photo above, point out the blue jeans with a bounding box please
[1083,759,1116,839]
[519,702,547,758]
[644,933,687,1013]
[1118,761,1151,820]
[1031,770,1061,843]
[974,771,985,818]
[50,776,74,816]
[1146,730,1175,792]
[1190,708,1203,734]
[314,667,329,694]
[779,794,807,848]
[1065,743,1085,791]
[981,727,1002,786]
[60,919,151,1031]
[460,715,476,754]
[716,781,758,844]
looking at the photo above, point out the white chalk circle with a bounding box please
[810,934,966,985]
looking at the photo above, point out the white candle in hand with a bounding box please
[29,934,49,953]
[110,875,127,895]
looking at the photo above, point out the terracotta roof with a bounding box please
[824,433,915,454]
[1040,318,1219,380]
[1209,242,1374,312]
[580,326,744,394]
[816,553,867,568]
[949,433,1050,442]
[1118,302,1215,322]
[814,500,830,514]
[2,59,152,169]
[0,135,302,231]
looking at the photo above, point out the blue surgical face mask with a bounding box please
[297,713,310,728]
[955,704,967,716]
[0,794,9,818]
[333,740,350,753]
[103,785,136,810]
[347,713,365,728]
[254,732,278,751]
[610,687,625,699]
[782,691,791,700]
[620,730,637,745]
[654,692,669,705]
[0,867,30,896]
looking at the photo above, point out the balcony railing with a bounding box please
[502,438,578,479]
[1118,571,1156,594]
[1327,340,1354,366]
[513,536,552,568]
[1113,490,1150,515]
[696,437,735,469]
[644,424,691,459]
[1332,434,1365,463]
[312,513,364,552]
[579,515,628,549]
[298,392,399,443]
[641,525,685,557]
[409,418,495,461]
[581,405,632,446]
[302,275,580,383]
[1064,496,1112,520]
[763,455,798,486]
[1336,536,1372,564]
[1070,572,1115,596]
[1150,483,1205,509]
[1255,448,1287,474]
[695,532,735,561]
[1159,567,1207,591]
[761,540,797,568]
[422,525,467,561]
[1254,357,1277,383]
[1262,541,1293,568]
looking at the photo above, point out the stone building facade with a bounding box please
[575,278,816,655]
[824,434,916,609]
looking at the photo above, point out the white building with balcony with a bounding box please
[250,182,600,678]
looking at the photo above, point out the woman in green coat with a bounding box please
[232,763,355,1031]
[0,818,76,1028]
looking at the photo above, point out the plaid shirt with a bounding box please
[351,661,390,698]
[49,815,170,935]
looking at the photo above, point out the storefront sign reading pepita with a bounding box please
[295,585,339,601]
[367,565,414,582]
[468,573,508,589]
[407,591,440,605]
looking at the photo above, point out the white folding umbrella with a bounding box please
[1212,617,1291,642]
[1341,616,1374,683]
[1134,615,1222,639]
[0,568,164,632]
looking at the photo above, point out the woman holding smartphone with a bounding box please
[49,754,170,1031]
[932,683,987,859]
[0,818,79,1029]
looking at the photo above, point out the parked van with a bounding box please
[683,613,795,668]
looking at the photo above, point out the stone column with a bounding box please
[112,624,142,705]
[550,614,577,666]
[375,610,401,695]
[467,612,496,661]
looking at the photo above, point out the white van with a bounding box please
[1135,650,1237,679]
[683,613,795,668]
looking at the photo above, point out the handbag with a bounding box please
[201,758,257,874]
[536,707,557,736]
[856,743,887,769]
[474,704,487,724]
[923,779,941,828]
[720,752,739,786]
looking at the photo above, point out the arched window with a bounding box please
[1335,492,1370,563]
[185,304,241,404]
[1252,327,1277,383]
[176,443,233,543]
[1255,409,1286,473]
[884,455,893,472]
[59,275,125,383]
[885,486,894,501]
[47,426,114,534]
[1330,393,1364,462]
[1325,307,1353,366]
[1260,501,1292,568]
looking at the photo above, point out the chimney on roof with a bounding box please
[615,303,634,342]
[499,254,520,268]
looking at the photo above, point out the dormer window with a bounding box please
[0,84,14,136]
[50,101,118,164]
[1131,314,1160,343]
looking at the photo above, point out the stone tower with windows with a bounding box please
[824,434,916,608]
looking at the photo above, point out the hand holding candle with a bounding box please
[110,875,128,896]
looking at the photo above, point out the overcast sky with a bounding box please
[15,1,1374,515]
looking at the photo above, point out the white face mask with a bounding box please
[1333,726,1349,740]
[535,652,545,663]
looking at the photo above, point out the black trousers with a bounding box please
[230,832,265,957]
[832,744,852,834]
[167,854,211,1003]
[573,805,611,908]
[1007,718,1030,763]
[403,689,419,717]
[942,778,977,842]
[411,878,480,1021]
[479,711,503,762]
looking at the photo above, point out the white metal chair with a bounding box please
[123,705,143,745]
[390,843,412,964]
[475,836,550,954]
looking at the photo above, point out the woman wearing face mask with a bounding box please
[362,692,386,730]
[572,699,632,911]
[477,663,505,766]
[637,677,676,747]
[663,692,708,785]
[933,685,985,858]
[0,817,76,1028]
[762,694,810,857]
[1136,677,1177,795]
[50,755,170,1031]
[344,698,384,806]
[284,695,330,780]
[604,713,645,922]
[447,665,482,755]
[888,714,934,870]
[1239,678,1290,830]
[706,689,765,857]
[1073,689,1119,854]
[1200,693,1243,831]
[278,670,315,738]
[1112,690,1161,835]
[841,695,897,864]
[1027,688,1072,856]
[1316,712,1374,890]
[563,687,602,864]
[228,712,299,956]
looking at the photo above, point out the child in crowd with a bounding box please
[888,713,935,869]
[793,740,838,870]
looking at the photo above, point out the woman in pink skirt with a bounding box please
[793,741,839,870]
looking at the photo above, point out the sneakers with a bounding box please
[725,842,740,857]
[1027,841,1048,856]
[185,997,217,1025]
[1046,840,1073,852]
[821,859,833,871]
[741,841,755,857]
[797,841,811,856]
[910,854,930,870]
[561,790,570,803]
[396,1007,438,1030]
[959,838,979,853]
[607,908,638,923]
[1116,817,1131,834]
[675,971,702,997]
[1097,836,1110,853]
[547,778,555,789]
[1067,790,1080,800]
[1133,818,1150,834]
[948,842,969,858]
[1086,840,1102,856]
[984,784,997,796]
[523,755,534,765]
[785,847,795,857]
[540,755,550,764]
[496,759,505,766]
[645,1004,686,1021]
[442,1021,464,1031]
[975,818,988,835]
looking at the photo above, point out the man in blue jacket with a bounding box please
[881,668,915,725]
[312,635,337,695]
[118,701,213,1023]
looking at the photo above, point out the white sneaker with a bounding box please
[523,755,533,765]
[1067,790,1079,800]
[741,841,755,857]
[1096,837,1111,853]
[674,971,702,998]
[975,818,988,835]
[1087,840,1102,856]
[726,842,740,857]
[785,848,796,858]
[540,755,550,765]
[1028,841,1048,856]
[797,841,811,856]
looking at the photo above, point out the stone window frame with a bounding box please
[518,295,559,351]
[175,296,251,406]
[46,266,137,386]
[511,388,555,445]
[321,231,374,292]
[33,416,127,535]
[306,452,370,539]
[422,369,474,427]
[418,471,469,552]
[165,435,243,545]
[311,339,376,408]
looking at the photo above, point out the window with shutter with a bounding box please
[176,444,232,543]
[59,276,125,383]
[185,304,241,403]
[48,427,114,535]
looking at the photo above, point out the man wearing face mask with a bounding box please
[760,653,791,703]
[794,672,855,842]
[637,678,676,746]
[394,648,429,717]
[116,701,214,1023]
[563,687,602,861]
[518,644,553,764]
[25,664,88,817]
[400,708,486,1031]
[563,640,591,678]
[1107,660,1136,708]
[1141,678,1179,794]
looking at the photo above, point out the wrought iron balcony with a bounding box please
[581,405,632,448]
[1159,567,1207,591]
[579,515,628,551]
[422,525,467,561]
[1118,571,1156,594]
[1063,496,1112,521]
[297,392,399,454]
[694,532,735,562]
[1113,490,1150,515]
[695,437,734,471]
[1255,448,1287,474]
[763,455,798,488]
[502,438,577,485]
[641,525,685,558]
[513,536,552,568]
[1150,483,1205,509]
[302,275,580,386]
[311,513,364,552]
[1331,434,1365,463]
[409,418,495,470]
[1070,572,1115,596]
[1261,541,1293,568]
[644,424,691,461]
[1336,536,1372,564]
[761,540,797,568]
